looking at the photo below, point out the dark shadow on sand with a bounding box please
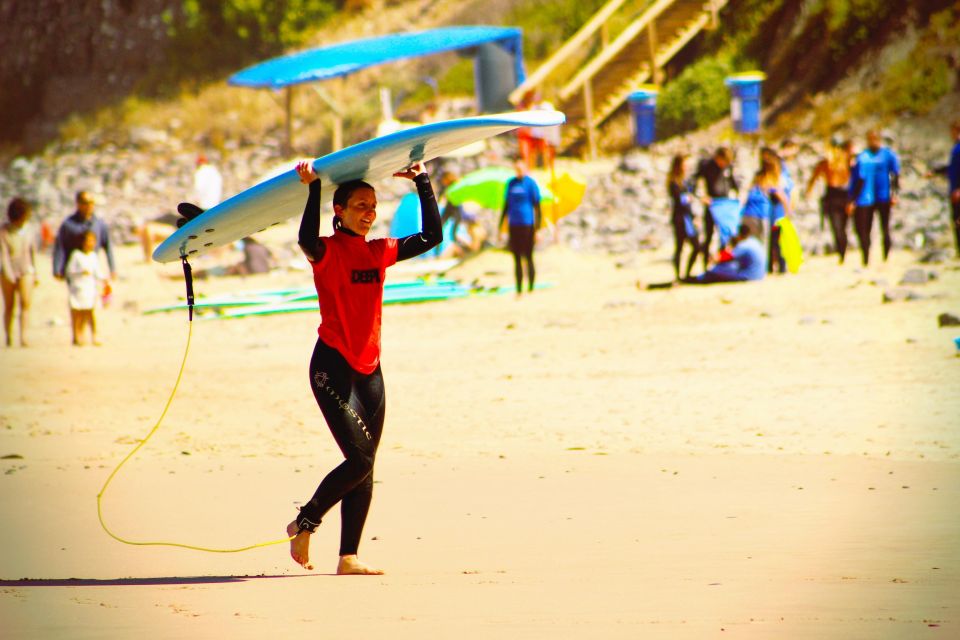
[0,574,324,587]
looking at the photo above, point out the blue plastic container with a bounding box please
[724,72,766,133]
[627,86,659,147]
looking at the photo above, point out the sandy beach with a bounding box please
[1,233,958,638]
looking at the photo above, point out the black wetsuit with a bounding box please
[822,186,850,263]
[668,179,702,280]
[694,158,738,269]
[295,175,441,556]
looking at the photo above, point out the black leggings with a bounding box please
[298,338,385,556]
[702,211,715,270]
[671,213,701,280]
[854,202,892,266]
[822,187,850,263]
[509,224,535,293]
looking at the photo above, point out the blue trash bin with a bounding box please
[627,86,659,147]
[724,72,766,134]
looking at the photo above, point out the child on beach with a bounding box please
[65,230,107,346]
[1,198,39,347]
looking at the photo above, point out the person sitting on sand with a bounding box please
[287,159,441,575]
[683,224,766,284]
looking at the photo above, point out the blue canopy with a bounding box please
[229,26,525,89]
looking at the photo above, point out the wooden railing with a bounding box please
[511,0,727,157]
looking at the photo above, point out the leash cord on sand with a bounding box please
[96,257,294,553]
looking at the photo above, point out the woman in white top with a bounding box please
[1,198,38,347]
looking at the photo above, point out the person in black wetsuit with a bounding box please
[693,147,739,270]
[805,137,853,264]
[287,160,441,575]
[666,153,702,280]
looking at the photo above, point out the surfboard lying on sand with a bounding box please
[152,110,566,263]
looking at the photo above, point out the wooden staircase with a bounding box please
[510,0,727,157]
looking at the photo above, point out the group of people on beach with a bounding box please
[662,123,958,286]
[1,190,116,347]
[2,119,957,579]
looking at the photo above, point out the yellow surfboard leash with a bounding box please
[96,256,294,553]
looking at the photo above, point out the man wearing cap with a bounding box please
[53,191,116,281]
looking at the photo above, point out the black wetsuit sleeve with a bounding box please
[298,180,326,263]
[396,173,442,261]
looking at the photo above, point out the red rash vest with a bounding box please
[312,231,399,374]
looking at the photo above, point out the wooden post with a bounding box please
[583,79,597,161]
[285,86,294,153]
[647,19,662,86]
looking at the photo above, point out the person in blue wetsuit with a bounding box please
[932,119,960,257]
[848,130,900,265]
[666,153,703,281]
[499,159,542,295]
[683,224,765,284]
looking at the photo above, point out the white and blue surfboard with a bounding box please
[152,110,565,263]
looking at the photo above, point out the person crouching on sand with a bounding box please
[287,160,441,575]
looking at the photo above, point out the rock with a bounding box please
[919,249,950,264]
[882,288,912,303]
[938,312,960,327]
[900,268,934,285]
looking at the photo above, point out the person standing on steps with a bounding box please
[287,160,441,575]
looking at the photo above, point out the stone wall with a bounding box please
[0,0,172,150]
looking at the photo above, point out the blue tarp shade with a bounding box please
[229,26,525,89]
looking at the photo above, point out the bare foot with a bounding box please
[286,521,313,570]
[337,554,383,575]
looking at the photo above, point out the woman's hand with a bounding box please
[393,162,426,180]
[296,160,319,184]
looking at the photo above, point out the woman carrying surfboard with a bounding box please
[287,160,440,574]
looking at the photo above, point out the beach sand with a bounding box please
[1,236,958,638]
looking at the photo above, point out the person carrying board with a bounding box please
[287,160,441,575]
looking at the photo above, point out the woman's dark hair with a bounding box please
[332,180,374,231]
[7,197,31,224]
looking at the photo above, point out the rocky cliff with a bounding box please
[1,0,174,149]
